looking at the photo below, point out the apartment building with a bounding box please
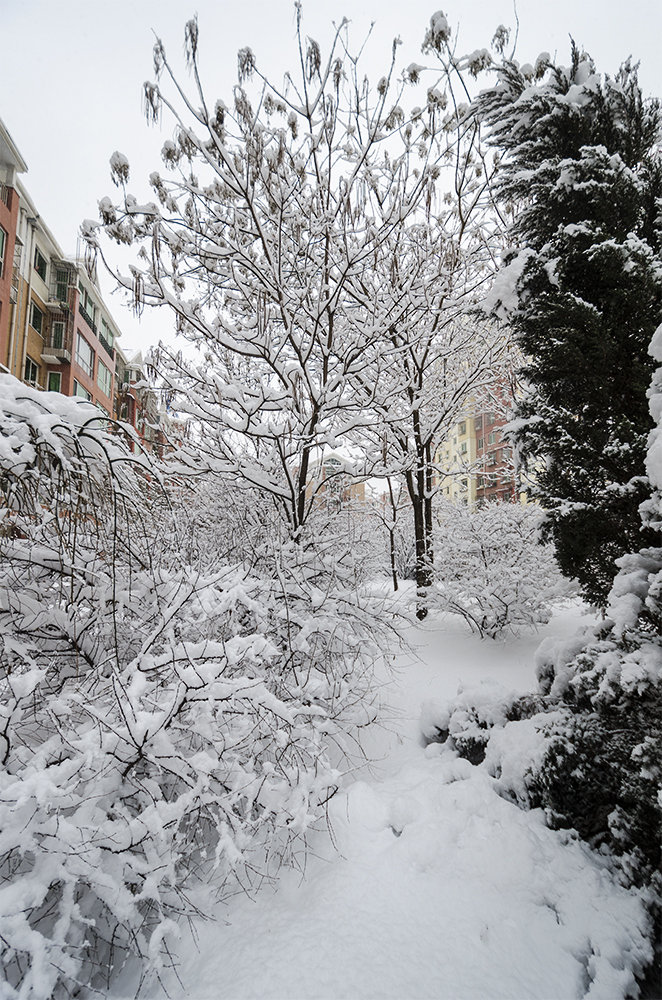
[0,120,26,368]
[0,114,170,454]
[115,346,169,456]
[437,401,522,506]
[4,183,119,415]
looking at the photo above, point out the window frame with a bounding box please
[51,320,65,349]
[24,355,39,385]
[73,379,92,401]
[30,302,44,336]
[0,226,6,279]
[97,358,112,397]
[34,247,47,282]
[47,371,62,393]
[75,331,95,378]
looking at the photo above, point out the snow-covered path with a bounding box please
[152,605,652,1000]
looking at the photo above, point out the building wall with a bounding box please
[437,399,527,506]
[0,117,170,453]
[0,184,19,369]
[0,118,27,373]
[4,193,119,414]
[438,416,478,505]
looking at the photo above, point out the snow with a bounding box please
[130,600,652,1000]
[646,323,662,489]
[481,248,535,320]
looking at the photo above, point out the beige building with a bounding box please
[437,398,529,507]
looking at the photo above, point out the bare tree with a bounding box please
[83,11,452,550]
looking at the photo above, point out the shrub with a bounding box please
[433,501,570,638]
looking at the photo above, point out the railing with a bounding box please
[49,279,74,305]
[41,315,74,363]
[99,330,115,360]
[78,301,97,334]
[0,184,11,209]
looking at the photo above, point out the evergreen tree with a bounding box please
[479,48,662,606]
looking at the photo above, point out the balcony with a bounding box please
[41,324,73,365]
[78,301,97,334]
[99,330,115,360]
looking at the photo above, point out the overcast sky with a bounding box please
[1,0,660,354]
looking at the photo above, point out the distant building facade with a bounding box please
[115,347,169,455]
[0,120,26,371]
[437,393,526,506]
[0,115,168,453]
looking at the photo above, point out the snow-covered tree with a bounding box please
[0,377,379,998]
[433,501,570,638]
[82,13,517,622]
[478,47,662,606]
[368,221,512,616]
[355,15,513,617]
[82,13,455,551]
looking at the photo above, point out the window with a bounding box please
[475,416,482,430]
[24,356,39,385]
[73,380,91,401]
[55,268,69,302]
[100,318,114,353]
[30,302,44,335]
[47,371,62,393]
[78,282,97,329]
[76,330,94,378]
[96,403,110,417]
[34,248,47,282]
[477,437,484,450]
[97,358,112,397]
[458,421,466,435]
[0,226,6,278]
[75,332,94,378]
[51,320,65,349]
[460,441,467,454]
[488,431,498,445]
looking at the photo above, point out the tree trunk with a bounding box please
[408,473,432,620]
[386,477,399,592]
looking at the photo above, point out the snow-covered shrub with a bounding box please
[429,327,662,895]
[433,501,570,638]
[0,377,378,998]
[519,330,662,880]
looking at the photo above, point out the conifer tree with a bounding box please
[479,47,662,606]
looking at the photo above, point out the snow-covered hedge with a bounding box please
[424,328,662,895]
[0,377,377,998]
[433,502,570,638]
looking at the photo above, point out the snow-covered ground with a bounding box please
[144,602,652,1000]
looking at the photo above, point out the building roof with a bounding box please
[0,117,28,175]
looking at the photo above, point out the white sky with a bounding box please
[2,0,660,354]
